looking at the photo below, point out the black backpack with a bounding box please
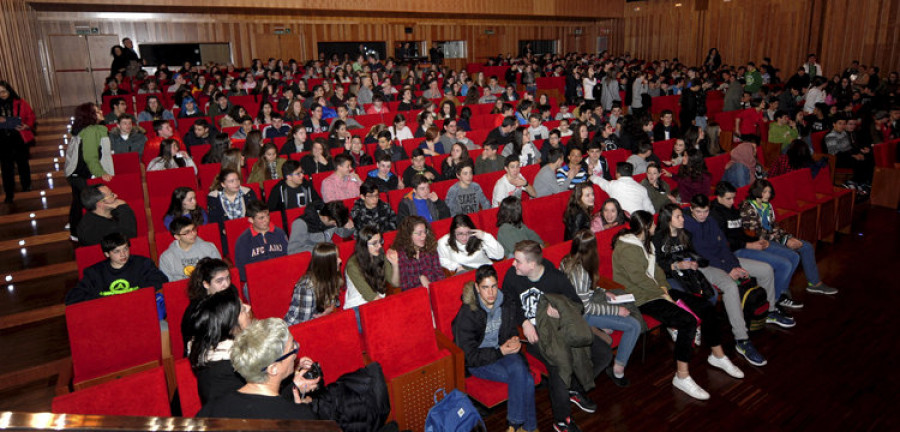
[312,362,391,432]
[737,277,769,331]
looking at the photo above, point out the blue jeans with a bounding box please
[735,247,800,299]
[722,163,751,188]
[469,354,536,431]
[768,241,820,285]
[584,314,641,367]
[668,278,720,304]
[695,116,708,131]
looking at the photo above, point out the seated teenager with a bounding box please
[287,201,354,254]
[492,155,537,207]
[364,152,403,192]
[397,174,451,223]
[284,243,342,325]
[109,115,147,155]
[233,201,288,282]
[740,179,839,296]
[437,214,504,273]
[556,146,590,189]
[710,181,802,309]
[207,168,259,224]
[391,215,445,291]
[560,230,640,387]
[299,139,335,175]
[563,183,597,241]
[402,148,439,185]
[625,140,653,176]
[654,203,771,367]
[501,128,540,167]
[344,226,400,310]
[640,163,676,213]
[147,138,198,174]
[321,153,362,203]
[445,159,490,216]
[77,184,138,246]
[185,286,253,405]
[183,118,216,151]
[439,142,470,181]
[279,125,310,155]
[197,318,319,420]
[652,109,681,141]
[590,162,655,215]
[501,240,611,432]
[452,265,538,432]
[66,232,168,305]
[159,216,222,282]
[722,136,764,189]
[611,211,744,401]
[674,148,712,203]
[495,196,543,258]
[591,198,626,233]
[584,141,613,181]
[266,159,322,212]
[136,95,174,123]
[474,141,504,174]
[374,130,408,162]
[350,182,398,234]
[534,147,568,197]
[164,186,208,228]
[344,135,373,167]
[419,126,445,156]
[247,142,285,185]
[261,113,290,140]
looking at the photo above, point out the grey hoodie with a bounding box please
[158,238,222,281]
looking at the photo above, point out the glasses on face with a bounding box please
[261,340,299,372]
[178,227,198,236]
[367,238,385,247]
[454,230,472,239]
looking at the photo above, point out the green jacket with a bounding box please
[768,123,799,151]
[536,293,595,390]
[744,70,763,93]
[79,125,111,178]
[611,235,670,307]
[345,254,393,303]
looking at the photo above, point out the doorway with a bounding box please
[48,34,119,107]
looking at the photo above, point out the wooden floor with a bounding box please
[0,116,898,430]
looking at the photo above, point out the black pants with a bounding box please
[639,291,722,363]
[67,175,88,237]
[836,150,875,185]
[525,333,612,423]
[0,130,31,200]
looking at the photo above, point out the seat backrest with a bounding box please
[472,171,505,205]
[542,240,572,267]
[75,236,151,279]
[810,131,828,154]
[162,279,191,359]
[66,288,162,384]
[174,358,201,417]
[87,172,144,203]
[112,152,142,175]
[475,207,500,237]
[147,166,198,198]
[290,309,365,386]
[359,287,441,379]
[430,179,455,201]
[429,272,476,339]
[705,153,731,186]
[522,194,566,245]
[223,217,250,260]
[387,188,412,213]
[653,139,677,161]
[198,163,221,192]
[245,252,312,319]
[603,149,631,170]
[311,172,332,197]
[494,258,515,288]
[596,226,626,279]
[52,366,171,417]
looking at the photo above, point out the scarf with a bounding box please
[726,142,756,172]
[750,199,774,231]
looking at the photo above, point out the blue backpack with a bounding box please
[424,389,484,432]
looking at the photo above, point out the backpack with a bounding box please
[424,389,484,432]
[737,277,769,331]
[311,362,391,432]
[64,132,115,178]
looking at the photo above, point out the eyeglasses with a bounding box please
[367,238,385,247]
[261,340,299,372]
[177,227,198,236]
[454,231,472,238]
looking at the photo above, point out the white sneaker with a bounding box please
[708,355,745,379]
[673,375,710,400]
[667,328,678,342]
[694,328,702,346]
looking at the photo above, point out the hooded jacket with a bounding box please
[683,213,741,272]
[266,178,321,212]
[287,202,353,254]
[349,198,397,234]
[66,255,168,305]
[452,288,521,369]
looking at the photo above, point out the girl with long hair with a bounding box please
[207,168,259,223]
[202,133,231,165]
[559,229,640,387]
[392,215,444,290]
[674,148,711,202]
[591,198,626,232]
[563,183,595,241]
[147,138,198,173]
[343,226,400,309]
[612,211,743,400]
[284,242,343,325]
[495,196,543,257]
[247,142,284,184]
[437,214,504,273]
[164,186,208,228]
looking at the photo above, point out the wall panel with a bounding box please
[0,0,52,115]
[625,0,899,80]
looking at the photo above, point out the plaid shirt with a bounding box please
[221,189,245,221]
[398,251,444,291]
[284,275,339,325]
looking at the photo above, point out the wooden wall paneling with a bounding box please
[0,0,52,114]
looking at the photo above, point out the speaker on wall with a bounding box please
[405,27,413,34]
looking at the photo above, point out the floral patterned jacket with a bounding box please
[739,199,791,244]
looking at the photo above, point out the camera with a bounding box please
[302,362,322,380]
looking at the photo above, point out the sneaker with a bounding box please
[69,235,79,242]
[694,328,702,346]
[667,328,678,342]
[766,311,796,328]
[708,354,745,379]
[606,366,630,387]
[778,296,804,310]
[554,417,582,432]
[568,390,597,413]
[807,283,838,295]
[672,375,710,400]
[735,340,768,366]
[841,181,858,190]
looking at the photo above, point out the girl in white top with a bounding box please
[388,114,414,143]
[436,215,505,272]
[582,68,598,101]
[147,138,198,174]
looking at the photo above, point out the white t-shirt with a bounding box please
[492,174,525,207]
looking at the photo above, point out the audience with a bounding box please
[321,153,362,202]
[397,174,451,223]
[436,214,504,272]
[207,168,259,224]
[350,182,398,234]
[233,201,288,282]
[392,215,444,291]
[445,159,491,216]
[284,242,342,325]
[287,201,354,254]
[266,159,322,211]
[159,216,221,282]
[492,155,537,207]
[343,226,399,310]
[147,138,198,173]
[66,232,167,305]
[77,184,137,246]
[590,162,655,215]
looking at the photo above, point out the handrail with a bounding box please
[0,411,341,431]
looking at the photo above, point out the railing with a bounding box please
[0,411,341,431]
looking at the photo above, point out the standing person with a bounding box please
[612,211,744,401]
[501,240,612,432]
[67,103,113,241]
[452,265,538,432]
[0,81,34,203]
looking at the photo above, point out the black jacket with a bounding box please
[709,200,755,251]
[77,205,138,246]
[267,179,322,212]
[452,291,521,369]
[679,88,707,128]
[66,255,167,305]
[564,209,591,241]
[207,188,259,225]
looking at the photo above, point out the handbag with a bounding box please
[672,267,714,299]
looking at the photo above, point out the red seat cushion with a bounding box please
[290,309,365,385]
[52,366,171,417]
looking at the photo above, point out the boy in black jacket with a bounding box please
[453,265,537,432]
[66,232,168,305]
[266,160,322,212]
[501,241,612,432]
